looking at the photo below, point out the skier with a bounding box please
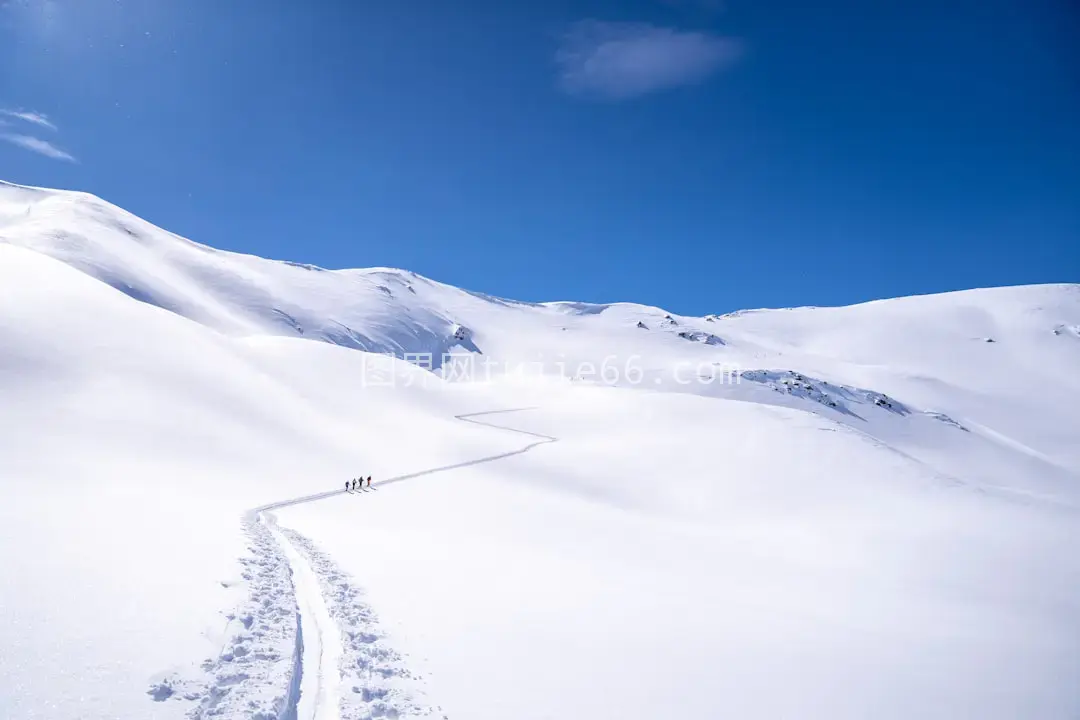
[352,478,358,491]
[366,475,372,489]
[345,480,350,493]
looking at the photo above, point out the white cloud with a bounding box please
[556,21,741,100]
[1,133,76,162]
[1,109,57,131]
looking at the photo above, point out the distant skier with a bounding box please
[366,476,372,489]
[345,480,350,493]
[352,478,359,491]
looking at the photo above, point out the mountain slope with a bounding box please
[4,179,1078,495]
[1,180,1079,719]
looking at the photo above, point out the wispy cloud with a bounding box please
[0,108,57,131]
[557,21,741,100]
[1,133,76,162]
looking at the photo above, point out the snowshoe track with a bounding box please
[148,516,303,719]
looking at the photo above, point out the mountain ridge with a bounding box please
[3,178,1074,321]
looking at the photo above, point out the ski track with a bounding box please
[261,408,557,513]
[154,409,554,719]
[265,512,343,720]
[278,527,443,720]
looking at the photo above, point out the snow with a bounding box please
[1,179,1079,719]
[264,512,343,720]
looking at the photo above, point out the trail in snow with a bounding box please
[264,512,343,720]
[254,408,557,513]
[147,516,303,719]
[247,408,556,720]
[279,527,442,720]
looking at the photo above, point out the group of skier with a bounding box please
[346,476,372,492]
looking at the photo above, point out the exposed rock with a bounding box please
[677,330,725,346]
[739,370,913,417]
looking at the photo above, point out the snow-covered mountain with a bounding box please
[2,179,1078,720]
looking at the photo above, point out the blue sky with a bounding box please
[1,0,1077,314]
